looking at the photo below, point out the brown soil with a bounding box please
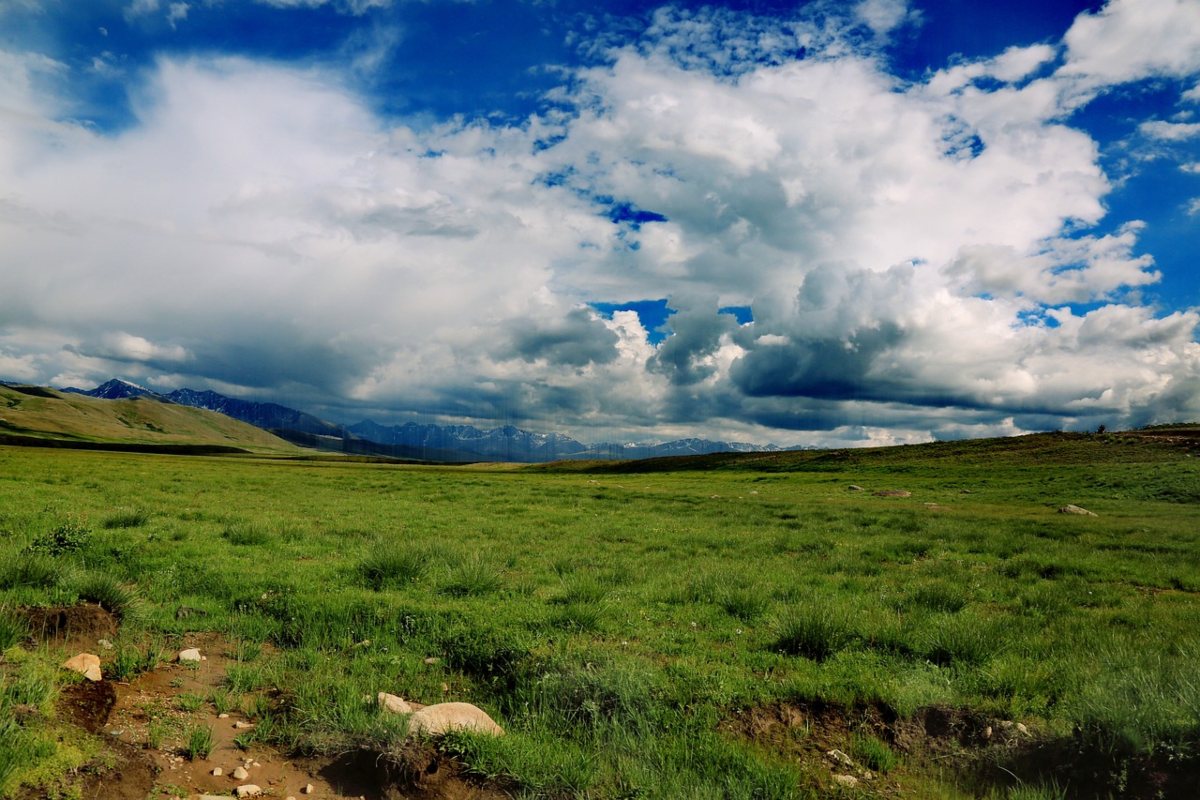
[24,606,507,800]
[23,603,118,648]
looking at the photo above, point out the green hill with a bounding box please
[0,383,300,454]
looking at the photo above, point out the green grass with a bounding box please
[183,725,213,760]
[1,431,1198,797]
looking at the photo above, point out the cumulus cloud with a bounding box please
[1,0,1199,445]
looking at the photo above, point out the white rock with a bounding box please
[211,767,223,777]
[98,638,115,650]
[833,774,859,787]
[232,766,249,780]
[1059,504,1097,517]
[235,786,262,798]
[218,713,229,719]
[178,648,202,663]
[826,749,854,767]
[233,720,254,729]
[377,692,414,715]
[302,785,315,795]
[406,702,504,737]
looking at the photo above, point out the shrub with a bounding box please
[25,521,91,556]
[221,523,271,547]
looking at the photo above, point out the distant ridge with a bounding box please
[55,378,794,462]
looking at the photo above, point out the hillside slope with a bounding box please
[0,384,299,453]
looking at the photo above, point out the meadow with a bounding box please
[1,430,1199,798]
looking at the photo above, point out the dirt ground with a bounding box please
[30,605,504,800]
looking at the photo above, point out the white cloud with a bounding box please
[1182,162,1200,173]
[124,0,160,21]
[1188,197,1200,216]
[167,2,189,28]
[855,0,913,37]
[1,0,1199,443]
[1185,83,1200,102]
[1058,0,1200,96]
[1139,120,1200,140]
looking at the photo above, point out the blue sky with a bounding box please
[1,0,1198,446]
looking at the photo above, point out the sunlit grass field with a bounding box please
[2,432,1199,798]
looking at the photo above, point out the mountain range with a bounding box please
[61,378,791,462]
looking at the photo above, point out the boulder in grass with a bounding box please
[377,692,414,715]
[62,653,102,682]
[1059,504,1097,517]
[406,702,504,737]
[178,648,202,663]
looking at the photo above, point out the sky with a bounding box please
[1,0,1198,447]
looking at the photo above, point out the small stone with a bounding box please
[1016,722,1030,736]
[1059,504,1097,516]
[233,720,254,729]
[178,648,202,663]
[377,692,413,715]
[62,653,102,682]
[232,766,249,780]
[826,749,854,767]
[252,761,261,768]
[833,774,859,788]
[983,725,993,740]
[235,786,263,798]
[302,785,315,795]
[218,713,230,719]
[423,656,440,665]
[98,638,115,650]
[848,485,864,492]
[211,767,223,777]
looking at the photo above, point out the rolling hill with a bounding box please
[0,383,299,454]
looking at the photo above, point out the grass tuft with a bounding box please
[183,725,214,760]
[355,544,427,591]
[773,604,857,661]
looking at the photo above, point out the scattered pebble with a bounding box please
[302,785,315,795]
[232,766,249,780]
[235,786,263,798]
[233,720,254,729]
[211,767,223,777]
[826,749,854,767]
[833,774,859,788]
[218,713,230,719]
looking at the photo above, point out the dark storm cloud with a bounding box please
[498,308,620,368]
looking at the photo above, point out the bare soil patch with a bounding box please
[30,617,507,799]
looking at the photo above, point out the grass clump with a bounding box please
[850,733,897,773]
[0,611,28,651]
[0,556,62,591]
[73,573,138,621]
[355,544,427,590]
[773,604,858,661]
[440,555,502,598]
[183,725,213,760]
[101,509,149,529]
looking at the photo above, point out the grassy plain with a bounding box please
[2,430,1199,798]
